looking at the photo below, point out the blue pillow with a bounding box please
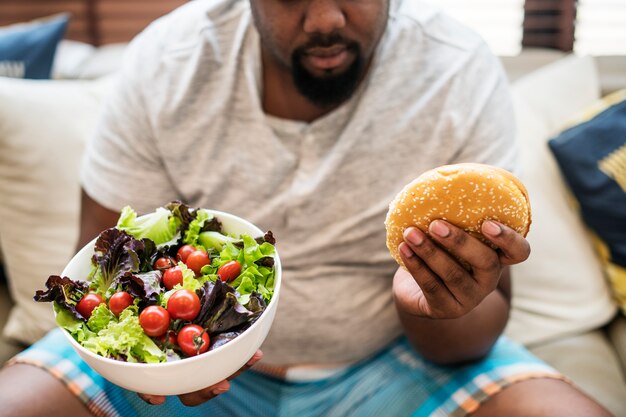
[0,14,69,79]
[548,93,626,312]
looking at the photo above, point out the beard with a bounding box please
[291,34,365,108]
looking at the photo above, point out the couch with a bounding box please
[1,44,625,415]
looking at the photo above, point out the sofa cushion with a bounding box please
[607,315,626,372]
[52,40,96,80]
[0,76,112,344]
[528,330,626,417]
[0,14,69,79]
[52,40,127,80]
[505,55,617,345]
[548,90,626,314]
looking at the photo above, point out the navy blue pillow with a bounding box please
[0,14,69,79]
[548,98,626,269]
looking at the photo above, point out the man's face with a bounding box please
[251,0,390,107]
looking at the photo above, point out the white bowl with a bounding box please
[58,209,281,395]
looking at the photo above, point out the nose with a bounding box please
[303,0,346,34]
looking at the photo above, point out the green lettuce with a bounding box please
[81,308,166,363]
[87,304,116,333]
[230,235,275,303]
[198,231,239,252]
[116,206,179,248]
[54,302,95,343]
[185,210,228,251]
[202,234,276,304]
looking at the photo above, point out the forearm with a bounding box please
[395,268,511,365]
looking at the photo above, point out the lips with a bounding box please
[302,44,350,71]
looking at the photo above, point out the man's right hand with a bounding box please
[138,349,263,406]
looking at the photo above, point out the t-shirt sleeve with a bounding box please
[447,41,519,175]
[80,25,178,214]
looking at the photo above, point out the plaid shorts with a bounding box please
[9,329,564,417]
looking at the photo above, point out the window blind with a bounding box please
[522,0,577,51]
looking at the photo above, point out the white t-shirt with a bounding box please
[81,0,516,366]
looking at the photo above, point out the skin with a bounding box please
[0,1,614,415]
[251,0,389,121]
[394,220,518,364]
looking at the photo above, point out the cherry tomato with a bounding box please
[162,266,184,290]
[153,257,175,271]
[108,291,134,316]
[139,306,170,337]
[217,260,242,282]
[176,245,196,263]
[157,330,178,347]
[177,324,209,357]
[185,250,210,275]
[167,289,201,321]
[76,293,105,319]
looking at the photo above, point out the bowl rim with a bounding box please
[59,208,282,368]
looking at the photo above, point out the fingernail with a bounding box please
[146,396,164,405]
[399,243,414,258]
[247,351,263,366]
[403,228,423,246]
[430,221,450,238]
[483,220,502,236]
[212,388,229,396]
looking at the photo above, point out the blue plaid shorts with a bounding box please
[10,328,563,417]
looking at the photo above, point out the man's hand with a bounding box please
[394,219,529,319]
[138,349,263,406]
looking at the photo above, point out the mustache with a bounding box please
[295,33,359,54]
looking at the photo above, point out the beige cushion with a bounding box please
[0,281,23,364]
[529,330,626,417]
[607,315,626,372]
[0,77,111,344]
[505,55,617,345]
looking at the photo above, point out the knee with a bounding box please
[472,378,612,417]
[0,364,93,417]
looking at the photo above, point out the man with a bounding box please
[0,0,612,416]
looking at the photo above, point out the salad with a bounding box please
[34,202,277,363]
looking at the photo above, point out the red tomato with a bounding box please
[157,330,178,347]
[176,245,196,263]
[162,266,184,290]
[185,250,210,275]
[153,257,175,271]
[76,293,105,319]
[108,291,134,316]
[177,324,209,357]
[217,260,242,282]
[139,306,170,337]
[167,289,201,321]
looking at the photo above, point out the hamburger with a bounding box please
[385,163,531,267]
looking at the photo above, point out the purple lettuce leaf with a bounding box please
[195,280,258,334]
[90,228,145,295]
[209,331,241,350]
[33,275,90,320]
[165,201,197,234]
[117,270,163,305]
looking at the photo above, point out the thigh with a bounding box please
[6,328,281,417]
[0,363,93,417]
[471,378,612,417]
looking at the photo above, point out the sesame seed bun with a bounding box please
[385,163,531,267]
